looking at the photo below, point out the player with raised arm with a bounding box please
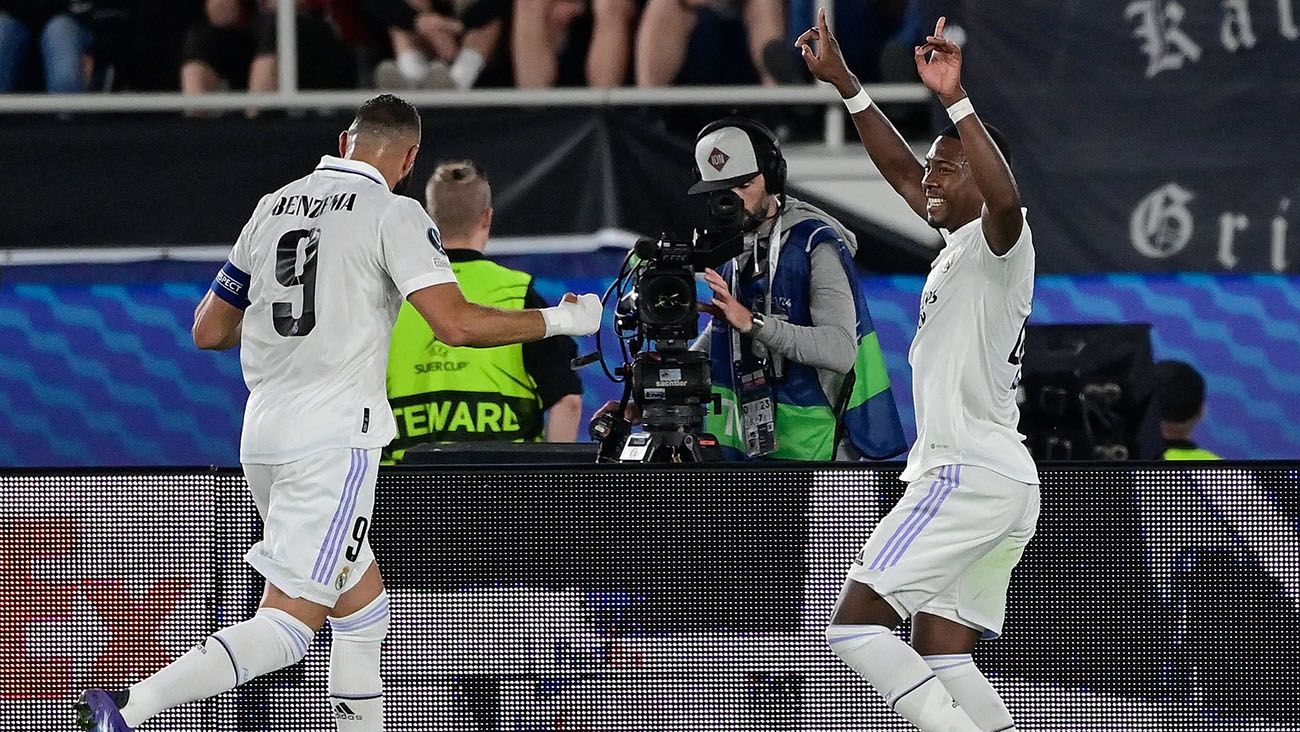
[75,94,601,732]
[799,12,1038,732]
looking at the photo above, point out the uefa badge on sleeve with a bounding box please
[335,565,350,592]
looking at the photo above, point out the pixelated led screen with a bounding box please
[2,465,1297,730]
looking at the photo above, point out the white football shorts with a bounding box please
[846,464,1039,639]
[243,446,379,607]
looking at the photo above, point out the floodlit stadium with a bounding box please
[2,1,1297,730]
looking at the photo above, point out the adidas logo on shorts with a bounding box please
[334,702,363,721]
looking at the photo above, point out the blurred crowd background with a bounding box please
[0,0,939,93]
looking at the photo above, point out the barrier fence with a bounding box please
[3,463,1297,730]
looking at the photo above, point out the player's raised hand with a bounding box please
[796,8,856,97]
[915,17,966,104]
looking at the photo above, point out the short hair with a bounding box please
[1153,359,1207,423]
[937,122,1012,166]
[426,161,491,238]
[350,93,421,140]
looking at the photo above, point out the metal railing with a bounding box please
[0,84,930,146]
[0,0,932,146]
[0,84,929,113]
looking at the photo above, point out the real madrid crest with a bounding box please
[335,565,351,591]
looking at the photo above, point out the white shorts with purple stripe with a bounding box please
[846,464,1039,639]
[243,447,379,607]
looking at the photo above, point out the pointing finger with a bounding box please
[934,15,946,38]
[794,27,818,49]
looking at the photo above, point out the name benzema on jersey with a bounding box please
[271,192,358,218]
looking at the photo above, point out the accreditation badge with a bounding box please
[736,361,778,457]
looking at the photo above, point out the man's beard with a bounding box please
[743,198,772,231]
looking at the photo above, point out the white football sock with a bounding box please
[449,48,485,89]
[120,608,314,727]
[396,50,428,81]
[924,654,1016,731]
[826,624,981,732]
[328,591,390,730]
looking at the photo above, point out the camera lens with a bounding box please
[638,271,696,327]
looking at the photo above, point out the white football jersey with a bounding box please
[227,156,457,464]
[901,211,1038,484]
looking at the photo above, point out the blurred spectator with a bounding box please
[0,0,92,92]
[181,0,357,94]
[248,0,356,91]
[635,0,797,86]
[1153,359,1222,460]
[513,0,637,88]
[364,0,504,89]
[181,0,255,93]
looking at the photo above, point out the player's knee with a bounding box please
[329,591,390,646]
[824,623,892,661]
[208,608,315,686]
[255,607,316,666]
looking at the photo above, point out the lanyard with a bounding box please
[728,212,782,370]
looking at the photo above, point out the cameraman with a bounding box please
[690,117,905,461]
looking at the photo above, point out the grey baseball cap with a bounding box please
[689,126,760,195]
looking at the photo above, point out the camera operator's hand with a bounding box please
[542,293,602,337]
[702,268,755,334]
[593,400,641,425]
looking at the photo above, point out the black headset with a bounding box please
[694,117,787,196]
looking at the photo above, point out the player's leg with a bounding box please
[78,460,330,731]
[828,464,1029,731]
[827,580,981,732]
[326,563,389,730]
[911,470,1040,731]
[77,448,379,731]
[77,580,327,731]
[913,613,1014,732]
[319,449,385,731]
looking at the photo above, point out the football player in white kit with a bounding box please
[799,13,1037,732]
[76,94,602,732]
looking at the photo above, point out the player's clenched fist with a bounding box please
[542,293,603,337]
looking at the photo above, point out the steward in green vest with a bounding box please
[385,162,583,463]
[688,117,906,461]
[1153,359,1223,461]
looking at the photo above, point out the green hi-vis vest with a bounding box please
[384,257,543,463]
[1163,447,1222,461]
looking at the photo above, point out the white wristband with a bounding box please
[842,87,872,115]
[540,306,568,338]
[946,96,975,123]
[540,294,602,337]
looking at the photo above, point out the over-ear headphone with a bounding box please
[693,117,787,196]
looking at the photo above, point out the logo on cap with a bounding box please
[707,147,730,172]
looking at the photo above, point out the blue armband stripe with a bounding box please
[210,260,251,310]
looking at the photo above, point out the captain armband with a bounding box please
[210,260,252,310]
